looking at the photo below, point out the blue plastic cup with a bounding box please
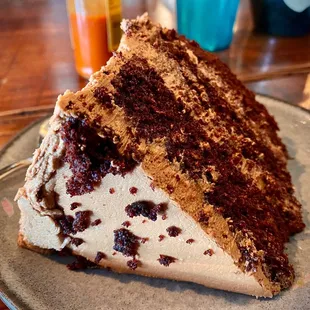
[176,0,240,52]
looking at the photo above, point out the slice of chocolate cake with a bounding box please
[16,14,304,297]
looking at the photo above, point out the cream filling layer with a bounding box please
[19,164,265,296]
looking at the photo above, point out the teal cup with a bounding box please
[176,0,240,52]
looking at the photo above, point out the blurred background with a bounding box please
[0,0,310,150]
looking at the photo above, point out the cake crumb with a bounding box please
[204,249,214,256]
[91,219,102,226]
[113,228,140,257]
[158,235,165,242]
[186,239,195,244]
[71,237,84,247]
[125,200,163,221]
[166,226,182,237]
[122,221,131,228]
[129,187,138,195]
[72,210,92,233]
[94,251,107,264]
[127,258,141,270]
[70,202,81,210]
[158,254,176,267]
[167,185,174,193]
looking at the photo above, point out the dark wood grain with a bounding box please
[0,0,86,113]
[0,0,310,306]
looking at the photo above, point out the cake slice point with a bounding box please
[16,13,304,298]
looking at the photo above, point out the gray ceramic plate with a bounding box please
[0,95,310,310]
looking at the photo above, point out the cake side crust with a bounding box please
[18,232,54,255]
[15,232,272,297]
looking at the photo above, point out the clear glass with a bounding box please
[176,0,239,52]
[66,0,122,79]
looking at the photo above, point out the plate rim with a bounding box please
[256,93,310,115]
[0,291,18,310]
[0,116,50,163]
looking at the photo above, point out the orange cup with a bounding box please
[67,0,122,79]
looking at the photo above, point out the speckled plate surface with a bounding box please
[1,95,310,310]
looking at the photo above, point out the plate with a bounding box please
[1,95,310,310]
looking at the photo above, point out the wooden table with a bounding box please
[0,0,310,309]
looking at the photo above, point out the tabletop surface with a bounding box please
[0,0,310,309]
